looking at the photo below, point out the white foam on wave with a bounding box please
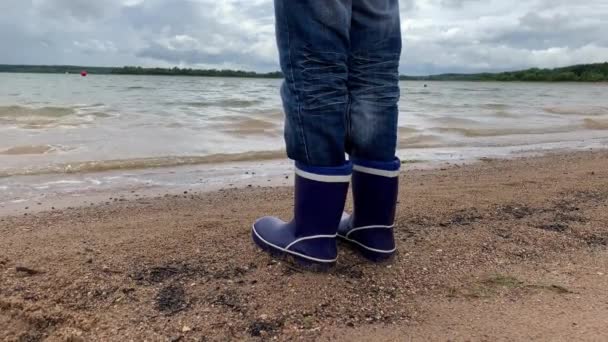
[41,180,85,186]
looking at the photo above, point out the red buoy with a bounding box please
[81,70,88,77]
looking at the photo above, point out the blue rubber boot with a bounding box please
[252,162,351,269]
[338,158,400,262]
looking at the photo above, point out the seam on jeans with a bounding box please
[346,51,354,156]
[296,104,310,163]
[282,4,310,164]
[345,89,352,155]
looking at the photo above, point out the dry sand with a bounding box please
[1,151,607,341]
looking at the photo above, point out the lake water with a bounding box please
[1,73,607,211]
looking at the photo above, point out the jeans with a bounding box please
[275,0,402,167]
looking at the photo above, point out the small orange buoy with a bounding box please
[81,70,88,77]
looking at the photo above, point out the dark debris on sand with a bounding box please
[155,284,189,314]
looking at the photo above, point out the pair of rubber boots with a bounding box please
[252,158,400,268]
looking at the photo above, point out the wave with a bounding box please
[165,101,208,107]
[0,105,111,129]
[212,111,283,121]
[494,110,519,118]
[398,126,421,135]
[208,115,281,137]
[406,90,432,95]
[0,145,55,155]
[84,111,114,118]
[399,134,445,148]
[0,144,74,156]
[583,118,608,130]
[212,99,264,108]
[74,103,105,108]
[165,122,186,128]
[258,111,284,120]
[431,116,480,126]
[166,99,264,108]
[455,87,501,92]
[0,151,286,178]
[0,105,75,118]
[543,106,608,116]
[483,103,509,110]
[125,86,152,90]
[435,125,577,138]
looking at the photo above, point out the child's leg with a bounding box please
[252,1,355,268]
[347,0,402,162]
[275,0,352,167]
[339,0,402,262]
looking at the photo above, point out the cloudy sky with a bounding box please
[1,0,607,75]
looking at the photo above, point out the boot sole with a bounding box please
[252,227,336,272]
[337,235,395,263]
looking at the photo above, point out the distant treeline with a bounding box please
[112,66,283,78]
[0,64,283,78]
[400,62,608,82]
[0,64,116,75]
[1,62,607,81]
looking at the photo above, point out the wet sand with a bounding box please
[1,151,607,341]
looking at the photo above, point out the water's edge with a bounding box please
[1,140,604,217]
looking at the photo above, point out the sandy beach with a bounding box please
[1,151,607,341]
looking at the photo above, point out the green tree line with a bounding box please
[111,66,282,78]
[1,62,607,81]
[0,64,283,78]
[400,62,608,82]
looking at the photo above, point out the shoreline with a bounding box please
[2,135,607,217]
[1,150,607,340]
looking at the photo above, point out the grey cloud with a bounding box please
[481,12,607,50]
[121,0,202,33]
[439,0,482,9]
[136,43,226,65]
[37,0,113,21]
[400,0,417,12]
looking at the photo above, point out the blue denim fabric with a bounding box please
[275,0,402,166]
